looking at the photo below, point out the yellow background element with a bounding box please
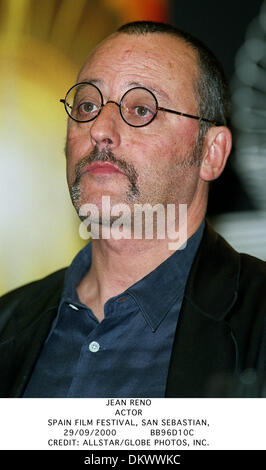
[0,0,168,295]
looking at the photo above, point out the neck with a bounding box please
[76,191,207,318]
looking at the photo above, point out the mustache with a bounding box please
[72,147,138,187]
[69,146,140,201]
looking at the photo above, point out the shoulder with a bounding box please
[203,220,266,277]
[0,268,67,342]
[209,225,266,318]
[239,250,266,275]
[236,252,266,312]
[189,220,266,316]
[0,268,67,317]
[212,227,266,287]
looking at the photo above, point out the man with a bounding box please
[0,21,265,398]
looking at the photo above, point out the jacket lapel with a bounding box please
[1,270,65,397]
[10,306,59,397]
[165,221,241,397]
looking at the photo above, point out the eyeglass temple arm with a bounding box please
[157,106,220,126]
[60,99,72,110]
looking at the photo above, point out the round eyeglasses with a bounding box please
[60,82,221,127]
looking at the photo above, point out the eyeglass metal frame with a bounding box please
[60,82,221,127]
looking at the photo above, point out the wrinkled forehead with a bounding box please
[77,32,199,101]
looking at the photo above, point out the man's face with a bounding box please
[65,33,202,218]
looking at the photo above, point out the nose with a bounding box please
[90,101,121,150]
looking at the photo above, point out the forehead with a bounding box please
[78,33,199,101]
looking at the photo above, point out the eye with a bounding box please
[134,106,151,117]
[78,102,98,114]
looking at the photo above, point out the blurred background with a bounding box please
[0,0,265,295]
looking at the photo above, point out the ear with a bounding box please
[199,126,232,182]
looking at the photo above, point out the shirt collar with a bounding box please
[60,221,205,331]
[126,221,205,331]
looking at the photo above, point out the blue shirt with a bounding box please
[23,222,204,398]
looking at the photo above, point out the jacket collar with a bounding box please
[184,219,240,320]
[165,220,241,397]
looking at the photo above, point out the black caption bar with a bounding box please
[0,450,265,466]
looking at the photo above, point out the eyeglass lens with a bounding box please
[66,84,102,122]
[65,83,158,126]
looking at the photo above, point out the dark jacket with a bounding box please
[1,222,265,398]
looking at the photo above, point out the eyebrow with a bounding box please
[78,78,171,103]
[78,78,103,87]
[127,81,170,102]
